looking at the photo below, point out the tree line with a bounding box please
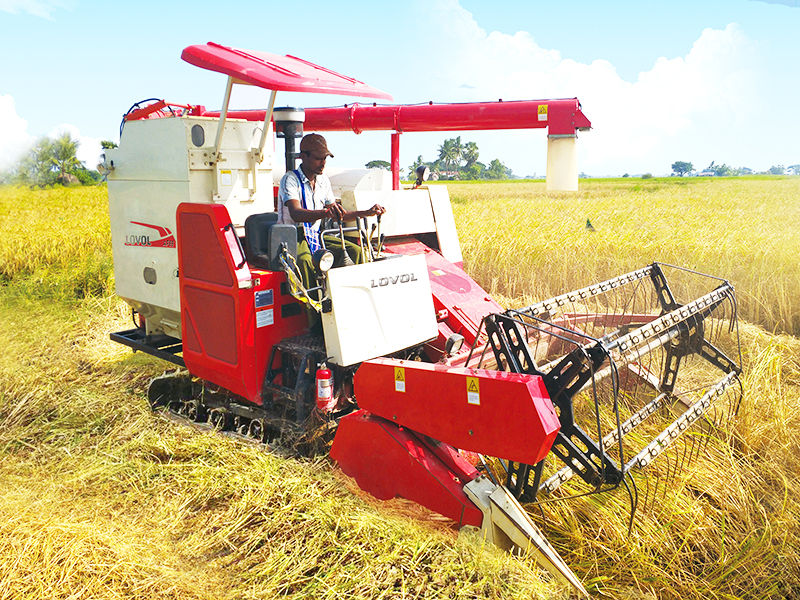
[367,136,514,180]
[1,133,107,187]
[671,160,800,177]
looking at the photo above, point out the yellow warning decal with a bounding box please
[538,104,548,122]
[432,269,446,276]
[395,367,406,393]
[467,376,480,405]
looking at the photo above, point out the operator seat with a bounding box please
[243,212,298,271]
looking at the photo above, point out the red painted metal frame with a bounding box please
[125,100,205,122]
[303,99,591,136]
[181,42,393,100]
[354,358,560,466]
[177,203,308,404]
[390,132,400,190]
[385,239,503,357]
[331,410,484,527]
[209,99,590,136]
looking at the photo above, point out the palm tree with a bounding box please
[408,155,425,174]
[51,133,82,181]
[437,137,463,178]
[463,141,479,169]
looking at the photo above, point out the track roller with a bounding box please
[248,418,268,442]
[185,400,206,423]
[233,414,250,436]
[209,407,232,431]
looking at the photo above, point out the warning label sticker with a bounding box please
[467,377,480,405]
[538,104,548,122]
[256,309,274,328]
[432,269,446,276]
[395,367,406,393]
[220,170,233,186]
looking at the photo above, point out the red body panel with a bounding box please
[385,240,503,357]
[331,410,484,528]
[354,358,560,466]
[177,203,308,404]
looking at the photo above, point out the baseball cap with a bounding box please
[299,133,334,158]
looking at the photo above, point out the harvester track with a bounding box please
[146,370,341,456]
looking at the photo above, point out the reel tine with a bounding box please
[471,264,743,508]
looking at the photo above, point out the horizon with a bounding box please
[1,0,798,177]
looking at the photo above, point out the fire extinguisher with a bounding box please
[316,361,335,412]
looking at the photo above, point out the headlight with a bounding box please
[445,333,465,356]
[313,249,335,272]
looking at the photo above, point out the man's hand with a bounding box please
[364,204,386,217]
[324,202,345,220]
[333,203,387,221]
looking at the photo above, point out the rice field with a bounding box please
[449,177,800,336]
[1,178,799,599]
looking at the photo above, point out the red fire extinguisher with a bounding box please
[316,361,335,412]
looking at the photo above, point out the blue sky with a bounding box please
[1,0,798,177]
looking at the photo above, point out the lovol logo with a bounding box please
[124,221,176,248]
[370,273,418,288]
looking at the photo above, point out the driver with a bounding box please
[277,133,385,290]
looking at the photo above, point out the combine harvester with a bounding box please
[103,42,743,596]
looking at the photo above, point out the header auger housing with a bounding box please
[105,43,742,596]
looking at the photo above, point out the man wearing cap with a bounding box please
[278,133,386,292]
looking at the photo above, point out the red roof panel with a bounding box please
[181,42,393,101]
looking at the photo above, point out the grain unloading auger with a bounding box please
[104,43,742,597]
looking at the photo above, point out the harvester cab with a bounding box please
[105,42,743,596]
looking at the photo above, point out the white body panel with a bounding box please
[328,168,392,195]
[546,135,578,192]
[342,189,436,235]
[339,184,463,265]
[425,185,463,264]
[321,255,438,367]
[106,116,274,336]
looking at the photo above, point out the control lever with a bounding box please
[356,217,366,263]
[366,221,377,262]
[338,217,355,266]
[375,214,382,258]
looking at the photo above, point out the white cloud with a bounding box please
[0,0,72,19]
[750,0,800,6]
[414,1,762,175]
[579,24,760,172]
[0,98,104,173]
[48,123,103,169]
[0,94,32,171]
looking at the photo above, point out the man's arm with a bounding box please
[341,204,386,220]
[287,200,386,223]
[286,199,343,224]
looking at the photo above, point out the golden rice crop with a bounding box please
[0,185,113,299]
[0,285,559,598]
[449,177,800,336]
[1,181,800,599]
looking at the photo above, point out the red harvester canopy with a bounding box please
[181,42,393,101]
